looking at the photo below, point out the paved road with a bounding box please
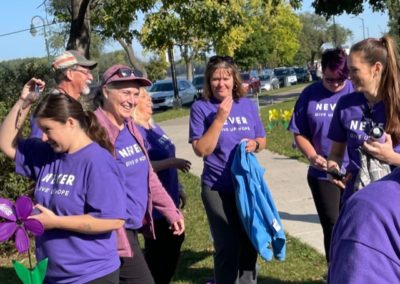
[158,86,325,255]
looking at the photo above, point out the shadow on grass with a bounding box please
[174,249,214,283]
[0,267,20,284]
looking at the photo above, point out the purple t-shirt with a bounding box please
[328,92,388,173]
[137,124,179,219]
[288,80,353,178]
[15,140,126,284]
[115,124,149,229]
[328,168,400,283]
[189,97,266,192]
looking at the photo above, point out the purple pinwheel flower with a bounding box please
[0,196,44,254]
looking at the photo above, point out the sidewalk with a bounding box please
[158,87,325,255]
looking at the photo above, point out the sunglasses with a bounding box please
[324,77,346,85]
[103,67,142,85]
[208,55,235,66]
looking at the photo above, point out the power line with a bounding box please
[0,22,56,38]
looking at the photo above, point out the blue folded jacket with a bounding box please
[231,141,286,261]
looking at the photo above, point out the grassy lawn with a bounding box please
[0,85,327,283]
[172,172,326,283]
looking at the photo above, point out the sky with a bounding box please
[0,1,389,62]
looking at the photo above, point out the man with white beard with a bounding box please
[30,50,97,138]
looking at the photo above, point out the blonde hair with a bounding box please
[132,87,155,128]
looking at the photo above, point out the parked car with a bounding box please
[294,67,309,83]
[148,79,197,110]
[259,74,280,91]
[240,72,261,95]
[274,67,297,87]
[192,75,205,97]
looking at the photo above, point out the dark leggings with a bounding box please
[144,218,185,284]
[201,184,257,284]
[86,269,119,284]
[119,229,155,284]
[307,175,342,262]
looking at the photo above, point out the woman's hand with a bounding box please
[363,133,394,164]
[308,154,328,171]
[244,139,259,153]
[326,160,348,189]
[173,158,191,173]
[29,204,59,230]
[170,219,185,235]
[20,78,45,109]
[215,96,233,123]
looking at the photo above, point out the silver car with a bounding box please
[149,79,198,110]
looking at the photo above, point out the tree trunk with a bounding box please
[66,0,91,58]
[117,38,148,78]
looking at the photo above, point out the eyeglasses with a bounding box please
[71,67,91,76]
[324,77,345,85]
[208,55,235,66]
[103,67,141,85]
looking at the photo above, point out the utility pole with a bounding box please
[167,47,181,108]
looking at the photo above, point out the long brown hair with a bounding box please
[33,93,114,153]
[350,35,400,145]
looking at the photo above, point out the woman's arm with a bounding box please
[151,158,191,172]
[31,204,124,234]
[327,141,346,170]
[0,78,45,159]
[192,96,233,157]
[294,134,327,170]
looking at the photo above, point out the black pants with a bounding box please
[144,218,185,284]
[119,229,155,284]
[307,175,341,262]
[201,184,257,284]
[86,269,119,284]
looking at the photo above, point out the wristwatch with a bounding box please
[255,140,260,151]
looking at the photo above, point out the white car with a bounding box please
[149,79,198,110]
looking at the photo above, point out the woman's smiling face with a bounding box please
[102,81,141,125]
[348,51,380,95]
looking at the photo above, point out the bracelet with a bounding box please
[255,140,260,151]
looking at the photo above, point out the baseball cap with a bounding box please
[52,50,97,70]
[101,64,152,87]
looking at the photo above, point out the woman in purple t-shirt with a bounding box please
[133,88,190,284]
[0,79,126,284]
[189,56,266,284]
[288,48,353,264]
[327,36,400,201]
[93,64,185,284]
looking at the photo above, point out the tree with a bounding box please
[145,55,169,82]
[233,3,301,69]
[294,12,351,67]
[308,0,398,45]
[50,0,157,75]
[141,0,250,81]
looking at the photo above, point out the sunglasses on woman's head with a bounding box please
[104,67,142,84]
[208,55,235,65]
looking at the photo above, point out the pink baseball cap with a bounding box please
[101,64,152,87]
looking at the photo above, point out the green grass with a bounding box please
[171,172,326,283]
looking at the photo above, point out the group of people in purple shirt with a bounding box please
[289,35,400,283]
[1,34,400,284]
